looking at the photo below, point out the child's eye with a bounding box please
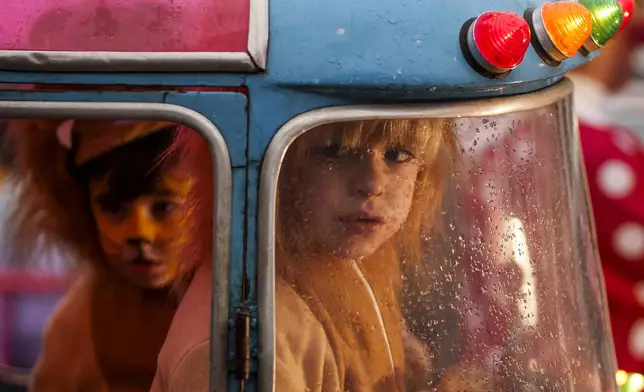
[384,147,415,163]
[151,201,176,220]
[320,142,342,157]
[99,202,128,220]
[318,142,357,158]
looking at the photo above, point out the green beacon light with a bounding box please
[578,0,624,53]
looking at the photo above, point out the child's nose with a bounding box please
[352,153,386,197]
[125,204,157,241]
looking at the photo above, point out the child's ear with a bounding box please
[55,119,75,149]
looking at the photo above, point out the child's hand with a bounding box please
[404,331,432,371]
[403,330,433,391]
[431,364,493,392]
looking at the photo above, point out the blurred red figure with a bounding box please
[568,14,644,374]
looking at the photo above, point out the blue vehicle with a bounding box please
[0,0,631,390]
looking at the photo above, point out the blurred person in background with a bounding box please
[567,5,644,378]
[0,120,69,389]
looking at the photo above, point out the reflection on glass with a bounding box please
[0,0,249,53]
[274,108,615,391]
[0,119,196,392]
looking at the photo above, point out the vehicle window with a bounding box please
[0,118,206,392]
[269,107,614,391]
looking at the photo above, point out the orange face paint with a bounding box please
[88,169,193,289]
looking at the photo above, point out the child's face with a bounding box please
[290,129,422,260]
[88,169,191,289]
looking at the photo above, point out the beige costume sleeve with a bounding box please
[149,265,211,392]
[149,342,209,392]
[274,280,341,392]
[29,278,100,392]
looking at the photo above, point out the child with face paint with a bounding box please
[5,119,192,392]
[152,118,456,392]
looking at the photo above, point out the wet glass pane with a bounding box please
[273,105,616,391]
[0,118,202,391]
[0,0,249,53]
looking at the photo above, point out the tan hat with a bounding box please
[56,120,175,166]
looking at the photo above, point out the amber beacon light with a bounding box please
[461,11,531,78]
[579,0,624,52]
[528,1,592,63]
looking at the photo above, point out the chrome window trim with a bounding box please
[0,0,268,72]
[0,51,256,72]
[257,77,574,391]
[0,100,232,391]
[248,0,269,69]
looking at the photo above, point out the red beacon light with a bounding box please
[460,11,531,78]
[617,0,633,32]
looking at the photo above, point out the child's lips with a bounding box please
[337,212,385,233]
[129,257,166,273]
[131,257,162,266]
[338,211,385,223]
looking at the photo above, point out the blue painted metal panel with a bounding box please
[164,92,248,167]
[0,0,607,100]
[265,0,598,95]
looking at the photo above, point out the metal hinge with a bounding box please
[234,311,251,380]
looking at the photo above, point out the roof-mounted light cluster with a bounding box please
[461,0,632,78]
